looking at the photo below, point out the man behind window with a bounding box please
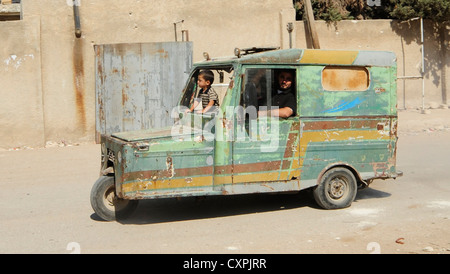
[259,70,296,118]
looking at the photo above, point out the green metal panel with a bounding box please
[298,66,396,117]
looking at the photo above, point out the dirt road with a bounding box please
[1,109,449,254]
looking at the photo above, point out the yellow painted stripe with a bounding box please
[232,172,280,184]
[301,129,390,144]
[297,129,390,175]
[123,176,213,193]
[214,175,232,186]
[278,171,290,181]
[300,50,358,65]
[123,129,389,193]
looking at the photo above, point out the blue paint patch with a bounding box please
[323,97,365,113]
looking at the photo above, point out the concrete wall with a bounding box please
[0,16,45,148]
[0,0,448,149]
[0,0,294,149]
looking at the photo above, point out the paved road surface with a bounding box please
[1,110,449,254]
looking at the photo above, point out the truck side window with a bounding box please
[180,66,234,111]
[322,66,369,91]
[241,68,296,118]
[242,69,269,112]
[180,70,199,109]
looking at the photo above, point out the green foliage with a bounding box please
[294,0,354,22]
[390,0,450,22]
[293,0,450,22]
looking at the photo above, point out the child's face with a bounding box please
[197,75,210,89]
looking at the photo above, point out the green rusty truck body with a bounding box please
[91,48,402,221]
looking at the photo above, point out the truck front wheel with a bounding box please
[90,176,138,221]
[313,167,357,210]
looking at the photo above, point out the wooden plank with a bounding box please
[304,0,320,49]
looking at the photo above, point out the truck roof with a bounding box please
[195,48,396,67]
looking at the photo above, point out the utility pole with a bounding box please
[304,0,320,49]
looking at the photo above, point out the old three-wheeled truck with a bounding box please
[90,47,402,221]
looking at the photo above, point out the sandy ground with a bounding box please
[0,108,449,254]
[398,108,450,135]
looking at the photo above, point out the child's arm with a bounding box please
[187,100,199,113]
[199,100,215,114]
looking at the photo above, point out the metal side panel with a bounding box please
[95,42,193,141]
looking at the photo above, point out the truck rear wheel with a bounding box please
[313,167,357,209]
[90,176,138,221]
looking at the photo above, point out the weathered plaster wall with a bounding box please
[2,0,293,149]
[0,0,448,149]
[0,16,44,148]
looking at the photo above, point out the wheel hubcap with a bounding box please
[103,186,128,211]
[328,177,347,199]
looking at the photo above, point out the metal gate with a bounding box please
[95,42,193,141]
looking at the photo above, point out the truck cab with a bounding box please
[91,47,402,221]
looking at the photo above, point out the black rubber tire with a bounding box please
[90,176,138,221]
[313,167,357,210]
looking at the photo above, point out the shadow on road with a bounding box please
[355,187,391,202]
[89,186,392,224]
[116,191,316,225]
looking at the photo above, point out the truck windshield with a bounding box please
[179,65,234,111]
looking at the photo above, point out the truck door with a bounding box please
[232,67,301,186]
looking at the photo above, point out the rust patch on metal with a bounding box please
[166,156,174,178]
[370,162,388,177]
[122,89,129,104]
[303,119,388,131]
[123,166,214,182]
[281,160,292,170]
[73,39,87,132]
[303,120,351,131]
[322,66,369,91]
[233,161,281,174]
[283,131,298,159]
[350,119,380,129]
[215,165,232,175]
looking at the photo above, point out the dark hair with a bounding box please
[199,70,214,85]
